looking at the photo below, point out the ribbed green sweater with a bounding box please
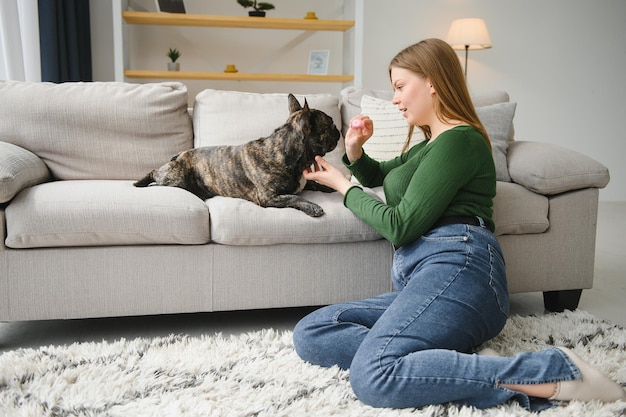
[343,126,496,248]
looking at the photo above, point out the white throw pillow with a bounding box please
[359,95,425,161]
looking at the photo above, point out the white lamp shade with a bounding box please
[446,18,492,50]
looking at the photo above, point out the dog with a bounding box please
[134,94,340,217]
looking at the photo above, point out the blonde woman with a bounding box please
[294,38,625,410]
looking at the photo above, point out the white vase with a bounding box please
[167,62,180,71]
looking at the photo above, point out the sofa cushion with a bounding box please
[359,95,425,162]
[0,81,193,181]
[492,182,549,236]
[476,102,517,182]
[207,188,385,245]
[0,141,51,203]
[507,141,610,195]
[192,89,350,178]
[5,181,210,248]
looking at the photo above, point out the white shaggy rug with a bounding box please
[1,310,625,417]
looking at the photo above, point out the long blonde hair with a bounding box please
[389,38,491,152]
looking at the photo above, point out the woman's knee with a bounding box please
[293,315,321,365]
[349,359,399,408]
[293,305,367,370]
[293,309,348,368]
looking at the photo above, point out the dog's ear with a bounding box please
[299,113,312,137]
[288,94,302,114]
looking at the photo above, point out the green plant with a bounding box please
[167,48,180,63]
[236,0,275,12]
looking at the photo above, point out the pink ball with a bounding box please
[351,119,365,129]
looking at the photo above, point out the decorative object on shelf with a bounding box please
[236,0,275,17]
[446,18,492,79]
[224,64,239,73]
[167,47,181,71]
[156,0,186,13]
[304,11,318,20]
[307,50,329,75]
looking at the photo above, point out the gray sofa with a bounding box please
[0,80,610,322]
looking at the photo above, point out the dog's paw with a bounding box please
[268,195,324,217]
[302,205,325,217]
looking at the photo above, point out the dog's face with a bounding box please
[286,94,340,160]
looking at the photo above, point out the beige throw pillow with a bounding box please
[0,141,51,203]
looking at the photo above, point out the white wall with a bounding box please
[93,0,626,201]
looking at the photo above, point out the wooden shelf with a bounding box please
[124,70,354,83]
[122,11,354,32]
[118,9,357,84]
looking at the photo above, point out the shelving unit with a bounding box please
[112,3,362,85]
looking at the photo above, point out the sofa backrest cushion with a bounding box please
[0,81,193,180]
[192,89,350,178]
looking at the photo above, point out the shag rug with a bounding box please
[1,310,625,417]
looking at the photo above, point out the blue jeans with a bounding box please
[293,222,579,410]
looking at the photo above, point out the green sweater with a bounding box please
[343,126,496,248]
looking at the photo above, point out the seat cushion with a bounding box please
[492,182,549,236]
[207,188,384,245]
[5,181,210,248]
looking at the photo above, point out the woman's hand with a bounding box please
[345,116,373,162]
[303,156,354,195]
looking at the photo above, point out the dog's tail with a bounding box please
[133,171,154,187]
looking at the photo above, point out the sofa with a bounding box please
[0,80,610,322]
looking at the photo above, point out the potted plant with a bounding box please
[167,48,181,71]
[236,0,275,17]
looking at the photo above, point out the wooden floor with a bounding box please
[1,202,624,352]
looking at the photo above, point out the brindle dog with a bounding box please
[134,94,340,217]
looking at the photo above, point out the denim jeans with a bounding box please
[293,222,580,410]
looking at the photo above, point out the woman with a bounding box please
[293,38,625,410]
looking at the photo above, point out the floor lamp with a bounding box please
[446,18,492,79]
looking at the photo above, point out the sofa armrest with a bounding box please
[507,141,610,195]
[0,141,51,203]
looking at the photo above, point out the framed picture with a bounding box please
[156,0,186,13]
[307,50,330,75]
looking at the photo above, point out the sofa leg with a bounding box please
[543,289,583,312]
